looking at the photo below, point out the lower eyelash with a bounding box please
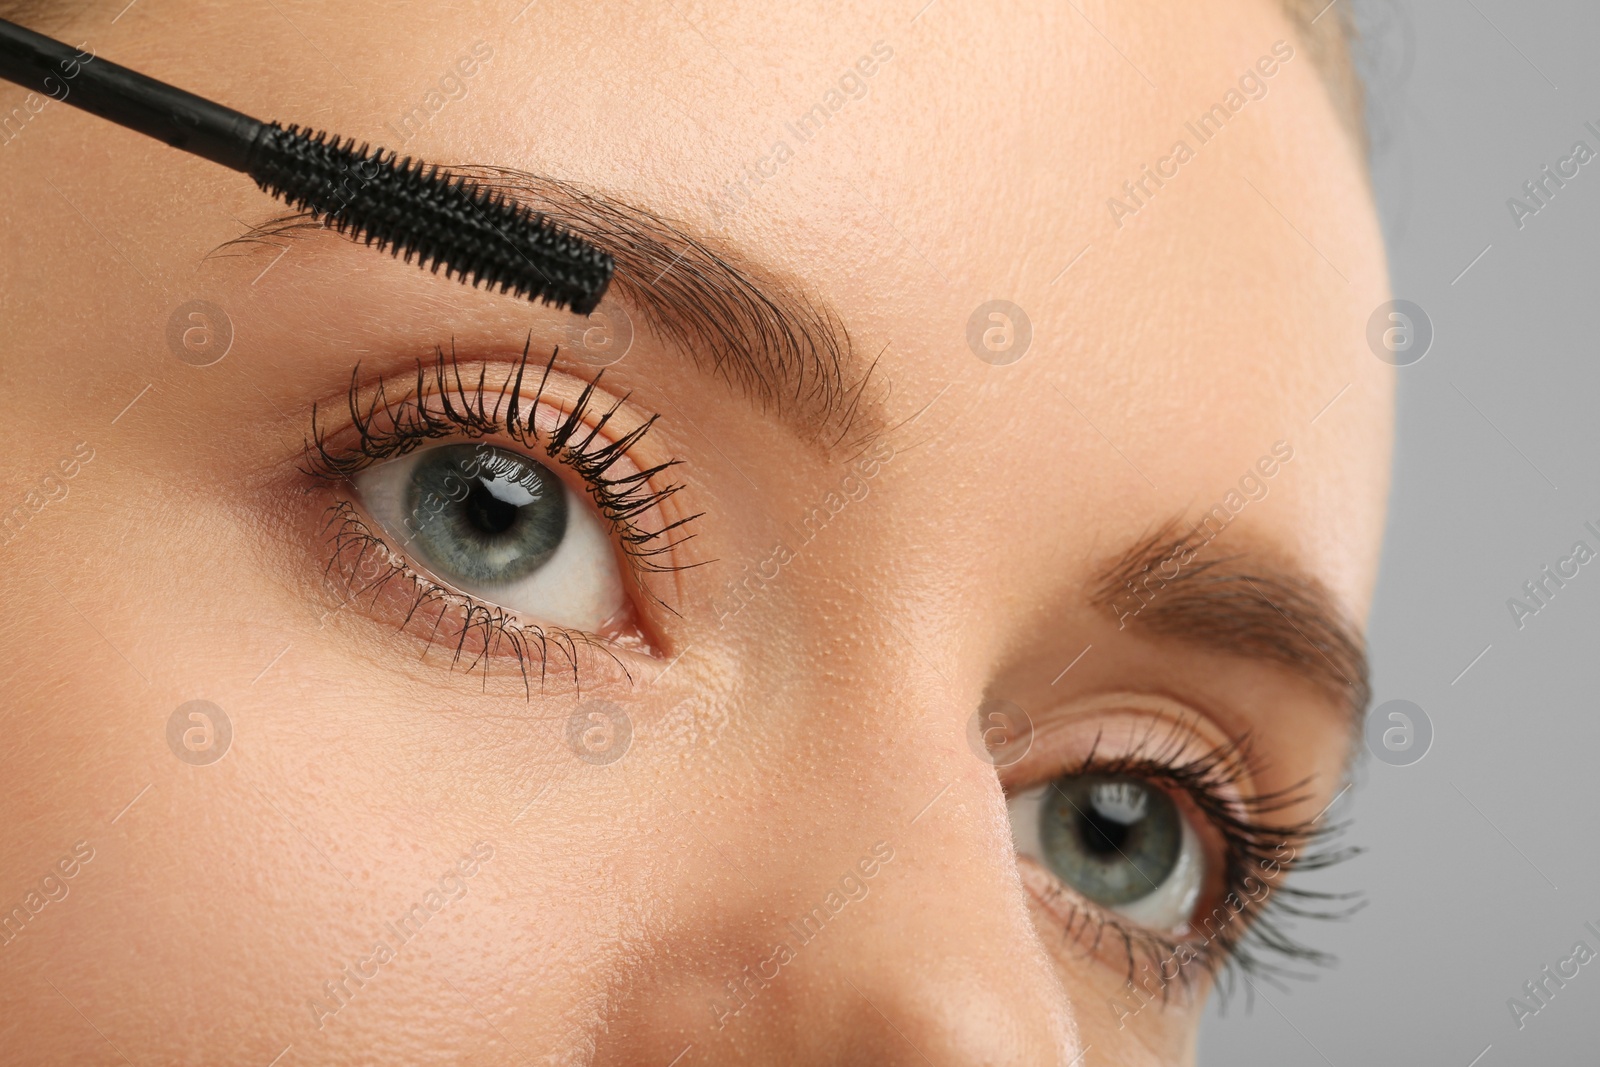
[317,499,625,694]
[1036,724,1363,1006]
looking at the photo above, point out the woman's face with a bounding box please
[0,0,1390,1063]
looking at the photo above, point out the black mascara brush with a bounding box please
[0,18,613,315]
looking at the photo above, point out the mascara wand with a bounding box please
[0,18,614,315]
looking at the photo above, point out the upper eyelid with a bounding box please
[995,699,1250,788]
[1000,686,1338,802]
[304,347,619,472]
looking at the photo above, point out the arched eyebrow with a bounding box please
[1093,520,1372,735]
[213,165,884,453]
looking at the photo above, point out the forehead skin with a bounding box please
[0,1,1390,1065]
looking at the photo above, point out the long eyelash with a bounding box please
[1037,719,1363,1009]
[299,339,702,693]
[303,337,701,589]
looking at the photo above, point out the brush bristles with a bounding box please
[247,123,614,315]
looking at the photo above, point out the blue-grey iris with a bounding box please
[403,444,568,586]
[1039,774,1182,907]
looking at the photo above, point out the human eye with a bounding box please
[300,341,698,690]
[1008,774,1204,933]
[1001,707,1358,998]
[353,442,621,632]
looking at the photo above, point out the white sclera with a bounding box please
[353,447,626,633]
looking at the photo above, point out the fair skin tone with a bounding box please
[0,1,1390,1063]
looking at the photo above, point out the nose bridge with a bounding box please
[795,747,1077,1064]
[619,671,1081,1065]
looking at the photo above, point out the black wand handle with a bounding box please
[0,17,266,170]
[0,17,615,314]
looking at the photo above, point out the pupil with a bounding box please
[403,444,568,586]
[1078,810,1132,856]
[1037,773,1183,907]
[464,479,520,536]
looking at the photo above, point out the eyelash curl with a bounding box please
[1029,721,1363,1008]
[300,339,701,693]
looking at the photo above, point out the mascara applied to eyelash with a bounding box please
[1031,724,1362,1005]
[306,340,700,580]
[302,340,703,693]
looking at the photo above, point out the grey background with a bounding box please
[1201,1,1600,1064]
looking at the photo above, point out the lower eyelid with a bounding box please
[306,496,639,693]
[1014,850,1221,999]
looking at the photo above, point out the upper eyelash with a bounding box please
[297,339,703,692]
[1026,719,1362,1006]
[302,337,703,596]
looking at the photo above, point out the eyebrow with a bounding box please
[215,164,880,450]
[1091,520,1371,732]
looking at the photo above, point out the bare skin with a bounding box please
[0,1,1389,1064]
